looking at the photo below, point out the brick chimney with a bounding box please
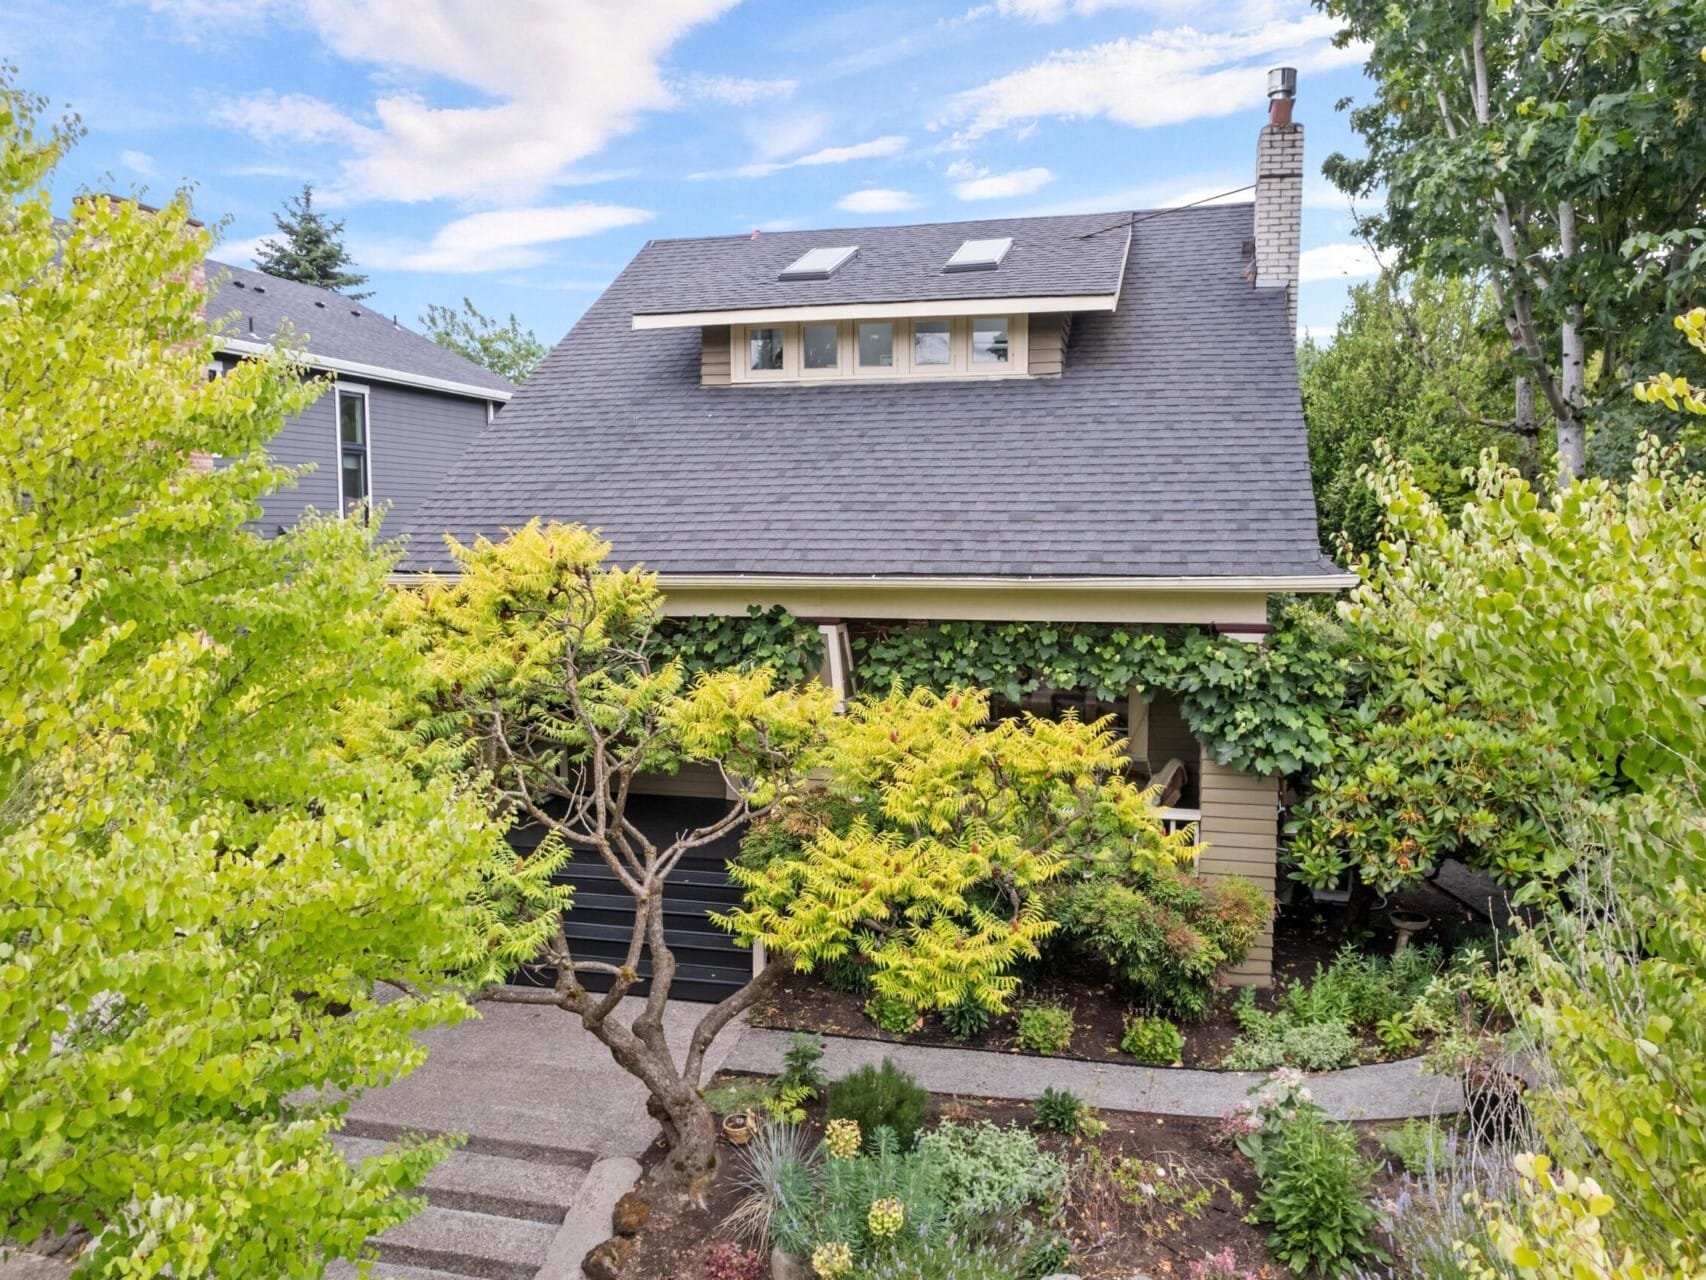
[1253,66,1302,335]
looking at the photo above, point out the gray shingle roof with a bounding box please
[207,260,515,396]
[631,212,1129,315]
[404,203,1335,580]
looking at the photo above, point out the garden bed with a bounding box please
[751,887,1489,1070]
[618,1084,1406,1280]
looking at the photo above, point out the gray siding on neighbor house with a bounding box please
[234,358,494,536]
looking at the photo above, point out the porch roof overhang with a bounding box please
[388,569,1356,625]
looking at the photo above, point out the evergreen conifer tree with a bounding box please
[253,183,370,298]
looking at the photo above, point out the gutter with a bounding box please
[218,337,514,403]
[390,569,1358,593]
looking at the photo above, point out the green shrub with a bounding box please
[778,1033,828,1097]
[1051,868,1271,1020]
[703,1076,772,1117]
[826,1060,930,1153]
[1252,1106,1387,1276]
[857,1231,1022,1280]
[1034,1087,1085,1135]
[1120,1013,1185,1064]
[940,994,992,1043]
[865,992,921,1034]
[1019,1232,1073,1278]
[821,950,875,995]
[1378,1117,1450,1176]
[1014,1002,1075,1055]
[1222,1016,1357,1071]
[915,1122,1067,1221]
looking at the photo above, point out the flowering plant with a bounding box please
[811,1240,854,1278]
[824,1118,862,1161]
[866,1196,905,1238]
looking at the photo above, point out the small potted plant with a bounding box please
[721,1108,759,1146]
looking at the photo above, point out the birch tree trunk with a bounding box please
[1556,199,1586,485]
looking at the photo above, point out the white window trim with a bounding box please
[730,315,1028,384]
[334,381,373,520]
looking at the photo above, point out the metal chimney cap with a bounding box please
[1268,66,1298,100]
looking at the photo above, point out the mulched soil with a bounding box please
[749,883,1483,1068]
[618,1089,1404,1280]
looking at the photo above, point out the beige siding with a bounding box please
[701,325,732,386]
[1197,749,1279,986]
[1027,313,1068,376]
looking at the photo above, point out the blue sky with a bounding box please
[8,0,1381,347]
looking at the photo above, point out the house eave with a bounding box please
[631,294,1119,330]
[217,337,514,403]
[388,568,1354,625]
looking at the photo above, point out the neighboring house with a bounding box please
[406,70,1351,990]
[207,262,514,533]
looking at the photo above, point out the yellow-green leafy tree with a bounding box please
[0,78,525,1275]
[397,522,1194,1205]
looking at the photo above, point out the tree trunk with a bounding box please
[1514,375,1535,439]
[1556,200,1587,486]
[656,1088,721,1208]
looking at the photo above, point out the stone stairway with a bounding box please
[325,1121,596,1280]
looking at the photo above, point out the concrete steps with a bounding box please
[335,1135,590,1223]
[369,1205,558,1280]
[331,1131,599,1280]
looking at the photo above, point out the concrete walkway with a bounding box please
[722,1026,1464,1122]
[328,995,746,1280]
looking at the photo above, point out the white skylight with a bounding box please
[779,245,859,281]
[943,236,1013,273]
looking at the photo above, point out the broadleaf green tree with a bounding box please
[0,79,520,1275]
[1301,273,1539,559]
[396,522,1195,1206]
[420,297,548,384]
[1320,0,1706,483]
[254,182,371,298]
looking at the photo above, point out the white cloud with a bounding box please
[211,91,371,149]
[210,233,271,265]
[119,149,156,177]
[206,0,738,203]
[836,188,923,214]
[971,0,1294,22]
[1298,241,1381,283]
[942,14,1363,142]
[944,158,985,181]
[676,73,798,106]
[361,202,654,273]
[954,166,1054,200]
[700,134,909,180]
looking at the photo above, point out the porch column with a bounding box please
[1197,745,1279,987]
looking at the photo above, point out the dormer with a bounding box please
[630,219,1130,387]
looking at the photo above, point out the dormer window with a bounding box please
[727,314,1029,383]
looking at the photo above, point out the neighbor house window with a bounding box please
[971,316,1011,364]
[857,321,895,369]
[337,387,370,519]
[748,327,785,371]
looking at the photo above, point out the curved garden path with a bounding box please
[722,1024,1462,1121]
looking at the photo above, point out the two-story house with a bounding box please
[208,262,514,533]
[404,70,1350,991]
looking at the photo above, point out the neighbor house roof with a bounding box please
[404,203,1338,582]
[207,259,515,398]
[629,212,1131,318]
